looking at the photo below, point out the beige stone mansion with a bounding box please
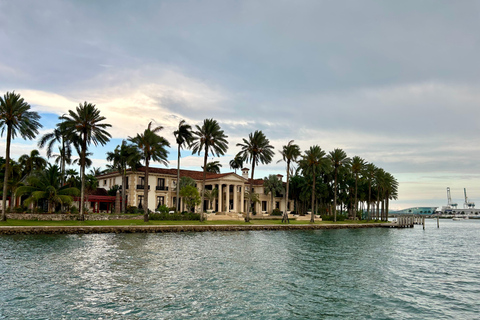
[97,167,292,214]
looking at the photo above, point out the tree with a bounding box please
[229,154,243,174]
[299,145,329,223]
[236,130,274,222]
[38,122,72,186]
[18,149,47,180]
[180,185,201,212]
[191,119,228,221]
[204,188,218,210]
[351,156,365,219]
[106,140,141,213]
[174,120,194,212]
[0,91,42,220]
[129,121,170,222]
[278,140,301,223]
[203,160,222,174]
[60,102,111,221]
[383,172,398,220]
[89,167,102,176]
[263,174,283,214]
[328,148,350,222]
[364,163,377,220]
[16,164,79,213]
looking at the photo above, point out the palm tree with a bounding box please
[106,140,141,213]
[129,121,170,222]
[0,91,42,220]
[38,122,73,186]
[89,167,103,176]
[16,164,80,213]
[263,174,283,214]
[383,172,398,220]
[18,149,47,179]
[174,120,194,212]
[60,102,111,220]
[203,160,222,174]
[351,156,365,219]
[364,163,377,220]
[204,188,219,211]
[328,148,350,222]
[229,154,243,174]
[299,145,329,223]
[191,119,228,221]
[278,140,301,223]
[236,130,274,222]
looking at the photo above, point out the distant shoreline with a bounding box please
[0,223,393,235]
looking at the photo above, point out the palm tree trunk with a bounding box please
[333,169,338,222]
[354,174,358,219]
[1,126,11,221]
[200,150,208,221]
[144,158,150,222]
[310,168,315,223]
[282,161,290,223]
[367,182,371,220]
[246,160,256,222]
[176,146,181,212]
[79,138,86,221]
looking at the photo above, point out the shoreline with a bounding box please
[0,223,395,235]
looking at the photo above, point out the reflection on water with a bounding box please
[1,220,480,319]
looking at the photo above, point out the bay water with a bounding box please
[1,219,479,319]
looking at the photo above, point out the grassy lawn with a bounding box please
[0,219,386,227]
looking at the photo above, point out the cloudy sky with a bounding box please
[1,0,480,209]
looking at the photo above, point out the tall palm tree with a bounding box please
[129,121,170,222]
[351,156,365,219]
[0,91,42,220]
[191,118,228,221]
[38,122,72,186]
[263,174,283,214]
[328,148,350,222]
[383,172,398,220]
[278,140,301,222]
[299,145,329,223]
[106,140,141,213]
[174,120,194,212]
[18,149,47,179]
[364,163,377,220]
[60,102,111,220]
[236,130,274,222]
[203,160,222,174]
[16,164,80,213]
[229,154,243,174]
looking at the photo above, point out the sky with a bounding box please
[1,0,480,210]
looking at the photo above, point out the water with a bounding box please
[1,220,479,319]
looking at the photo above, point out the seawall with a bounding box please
[0,223,393,235]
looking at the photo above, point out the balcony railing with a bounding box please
[156,186,168,191]
[136,185,150,190]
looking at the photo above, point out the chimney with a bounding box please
[242,168,249,179]
[277,174,283,182]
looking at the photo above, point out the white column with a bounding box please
[226,184,230,212]
[218,184,223,213]
[240,185,244,213]
[233,185,238,213]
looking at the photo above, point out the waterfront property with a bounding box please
[97,167,293,214]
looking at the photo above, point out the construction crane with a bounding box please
[447,187,458,208]
[464,188,475,208]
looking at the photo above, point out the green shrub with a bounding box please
[156,204,170,214]
[149,212,200,221]
[70,206,79,214]
[271,208,282,216]
[14,206,26,213]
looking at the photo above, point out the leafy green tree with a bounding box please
[328,148,350,222]
[38,122,72,186]
[176,176,196,211]
[129,121,170,222]
[106,140,141,213]
[263,174,283,214]
[203,160,222,174]
[229,154,243,174]
[16,164,79,213]
[191,119,228,220]
[179,185,201,212]
[174,120,194,212]
[299,145,329,223]
[236,130,274,222]
[278,140,301,222]
[0,91,42,220]
[60,102,111,220]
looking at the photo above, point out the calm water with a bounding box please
[1,220,479,319]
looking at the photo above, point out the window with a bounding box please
[157,178,165,187]
[157,196,164,207]
[262,201,267,211]
[140,176,145,186]
[138,195,144,209]
[103,179,107,186]
[276,202,280,209]
[125,177,129,189]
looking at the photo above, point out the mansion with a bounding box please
[97,167,293,214]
